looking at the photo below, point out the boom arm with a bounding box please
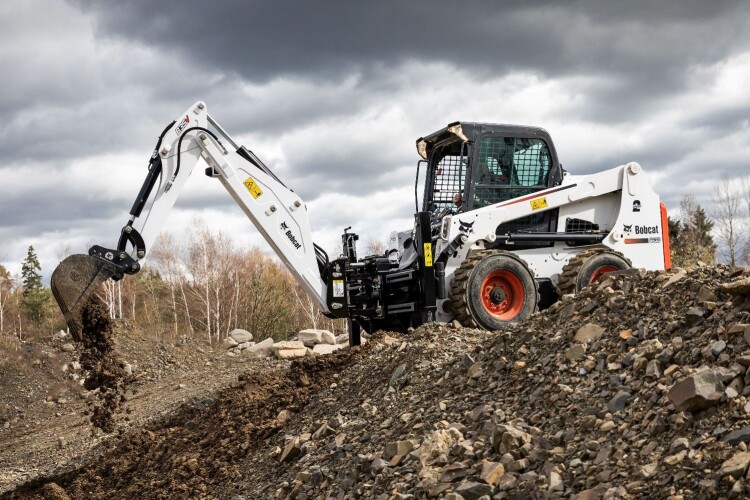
[138,102,328,312]
[117,101,330,313]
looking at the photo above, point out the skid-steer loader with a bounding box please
[51,102,670,346]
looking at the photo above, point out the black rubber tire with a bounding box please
[556,248,632,296]
[450,250,539,330]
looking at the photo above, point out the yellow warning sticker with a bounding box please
[424,243,433,267]
[332,279,345,298]
[530,197,548,211]
[243,177,263,199]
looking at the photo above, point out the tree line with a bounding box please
[1,177,749,344]
[0,222,344,343]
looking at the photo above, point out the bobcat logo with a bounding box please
[280,221,289,230]
[458,219,475,234]
[623,224,633,232]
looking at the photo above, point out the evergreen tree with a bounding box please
[20,246,49,324]
[670,195,716,267]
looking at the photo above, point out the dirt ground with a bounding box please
[0,323,286,495]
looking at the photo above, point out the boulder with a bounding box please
[668,368,723,412]
[321,330,337,345]
[223,337,239,348]
[479,461,505,486]
[574,323,605,343]
[298,329,324,346]
[418,428,464,466]
[312,343,345,355]
[383,440,414,460]
[564,344,586,361]
[229,329,253,343]
[248,337,274,355]
[335,334,349,344]
[280,437,302,462]
[272,340,305,352]
[721,277,750,296]
[718,451,750,477]
[276,348,307,360]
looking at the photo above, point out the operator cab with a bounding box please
[416,122,565,248]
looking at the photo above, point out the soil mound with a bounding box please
[8,264,750,499]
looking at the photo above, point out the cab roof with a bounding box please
[416,121,553,159]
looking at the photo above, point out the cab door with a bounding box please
[467,135,558,244]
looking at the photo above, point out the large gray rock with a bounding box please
[574,323,605,343]
[668,368,723,412]
[718,451,750,477]
[312,343,345,355]
[383,440,414,459]
[272,340,305,352]
[247,337,274,355]
[321,330,337,345]
[298,329,324,346]
[335,334,349,344]
[418,428,463,466]
[723,426,750,445]
[229,329,253,343]
[276,348,308,359]
[721,277,750,296]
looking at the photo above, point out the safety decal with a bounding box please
[530,197,548,211]
[424,243,433,267]
[333,279,345,298]
[243,177,263,199]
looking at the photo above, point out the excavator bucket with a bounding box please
[51,254,118,342]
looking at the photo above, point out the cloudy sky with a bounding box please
[2,0,750,278]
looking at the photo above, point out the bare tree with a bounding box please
[364,237,387,256]
[0,265,13,334]
[712,176,747,266]
[151,234,188,338]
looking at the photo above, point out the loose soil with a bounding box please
[78,297,129,433]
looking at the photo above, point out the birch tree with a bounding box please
[712,176,747,266]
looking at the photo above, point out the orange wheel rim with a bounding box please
[480,270,524,320]
[589,265,619,284]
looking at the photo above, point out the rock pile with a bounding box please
[12,263,750,499]
[222,328,349,360]
[235,264,750,498]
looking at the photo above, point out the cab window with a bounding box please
[473,136,551,207]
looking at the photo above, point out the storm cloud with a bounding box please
[1,0,749,276]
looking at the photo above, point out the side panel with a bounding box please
[435,162,666,322]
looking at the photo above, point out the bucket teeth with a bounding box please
[51,254,117,341]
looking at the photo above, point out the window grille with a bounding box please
[473,136,551,207]
[429,146,468,213]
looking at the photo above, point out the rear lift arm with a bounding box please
[53,102,333,336]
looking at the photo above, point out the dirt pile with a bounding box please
[233,264,750,498]
[78,297,130,433]
[6,343,371,499]
[7,263,750,499]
